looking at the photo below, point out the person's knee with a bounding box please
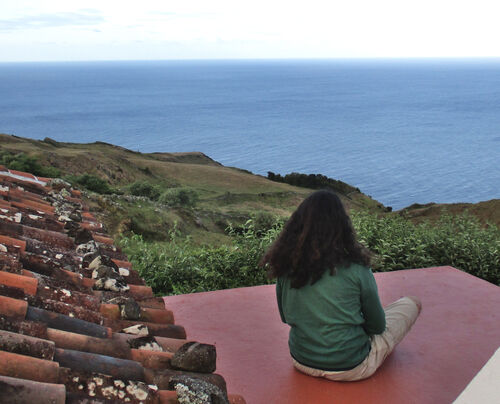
[406,296,422,314]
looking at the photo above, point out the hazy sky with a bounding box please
[1,0,500,62]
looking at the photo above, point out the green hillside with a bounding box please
[0,133,387,244]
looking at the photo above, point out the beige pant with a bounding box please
[292,296,421,382]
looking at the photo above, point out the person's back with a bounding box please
[261,190,421,381]
[277,263,385,371]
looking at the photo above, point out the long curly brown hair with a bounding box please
[260,190,371,288]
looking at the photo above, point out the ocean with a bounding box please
[0,59,499,210]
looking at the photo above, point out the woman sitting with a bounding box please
[260,190,421,381]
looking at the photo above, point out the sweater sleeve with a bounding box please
[276,278,286,323]
[359,269,386,335]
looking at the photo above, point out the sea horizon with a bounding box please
[2,56,500,63]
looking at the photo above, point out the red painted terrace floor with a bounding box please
[164,266,500,404]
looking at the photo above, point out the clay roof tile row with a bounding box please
[0,167,245,404]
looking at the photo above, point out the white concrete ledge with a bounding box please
[454,347,500,404]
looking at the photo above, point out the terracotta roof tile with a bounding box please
[0,316,49,339]
[92,234,115,245]
[7,170,37,180]
[0,375,66,404]
[0,350,60,383]
[70,189,82,198]
[130,349,174,370]
[7,187,52,205]
[0,172,47,190]
[157,390,180,404]
[47,328,131,359]
[25,306,112,338]
[81,211,96,221]
[0,168,246,403]
[0,329,55,360]
[80,220,103,231]
[0,270,38,295]
[114,320,186,339]
[54,347,146,381]
[0,295,29,318]
[0,234,26,253]
[10,198,56,214]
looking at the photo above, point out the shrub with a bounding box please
[140,166,153,176]
[0,151,60,177]
[267,171,359,195]
[65,173,112,194]
[226,212,283,237]
[129,181,161,200]
[119,220,281,295]
[159,188,198,207]
[253,211,280,235]
[351,211,500,284]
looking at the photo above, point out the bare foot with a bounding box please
[407,296,422,314]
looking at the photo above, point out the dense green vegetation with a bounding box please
[351,211,499,284]
[158,187,199,207]
[65,173,113,194]
[0,151,60,177]
[129,181,162,200]
[120,211,500,295]
[267,171,392,212]
[268,171,361,198]
[119,220,282,294]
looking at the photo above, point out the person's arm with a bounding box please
[276,278,286,323]
[360,269,386,335]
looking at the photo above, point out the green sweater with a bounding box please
[276,263,386,370]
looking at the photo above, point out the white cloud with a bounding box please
[0,9,104,32]
[1,0,500,61]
